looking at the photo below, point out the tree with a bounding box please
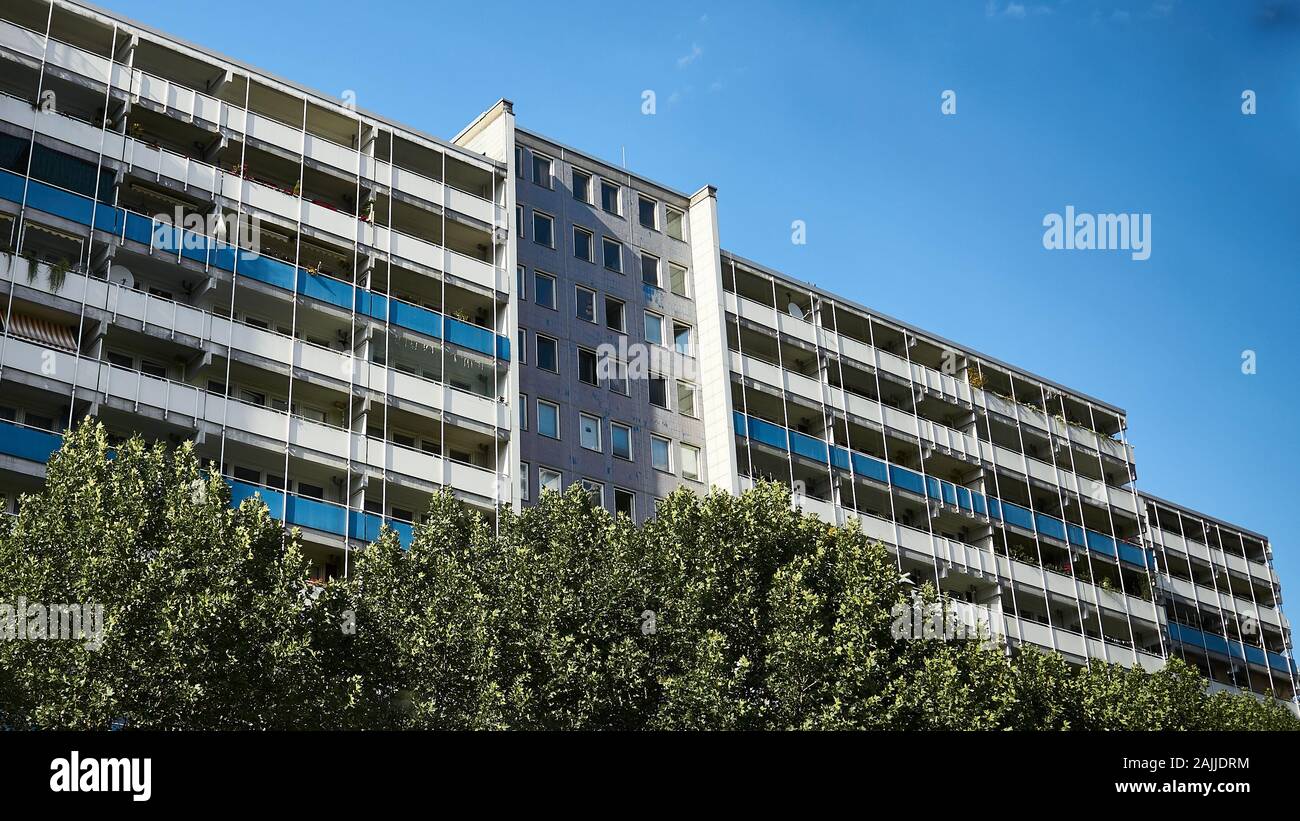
[0,420,328,729]
[2,421,1296,731]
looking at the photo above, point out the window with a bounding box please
[537,399,560,438]
[532,211,554,247]
[611,422,632,460]
[241,389,265,406]
[649,375,668,408]
[580,479,605,507]
[681,444,701,481]
[520,393,528,429]
[578,347,598,385]
[536,334,558,373]
[603,238,623,272]
[614,488,635,519]
[540,467,562,493]
[640,252,660,287]
[534,271,556,309]
[605,296,625,332]
[516,204,524,236]
[517,264,526,299]
[651,436,672,472]
[141,360,167,378]
[638,195,658,230]
[673,322,693,356]
[573,226,593,262]
[607,357,629,395]
[669,263,689,297]
[520,463,530,501]
[106,351,132,369]
[297,482,325,500]
[515,146,525,178]
[579,413,602,451]
[600,180,620,214]
[572,168,592,203]
[575,286,596,323]
[516,329,527,364]
[677,381,698,417]
[666,206,684,240]
[531,153,552,187]
[643,311,664,345]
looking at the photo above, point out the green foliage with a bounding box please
[1,420,1296,730]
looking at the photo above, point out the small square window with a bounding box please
[531,153,552,188]
[638,195,658,230]
[669,263,689,298]
[607,357,629,395]
[578,347,598,385]
[573,226,593,262]
[600,180,620,214]
[534,272,556,309]
[537,400,560,439]
[677,381,698,418]
[540,467,562,493]
[649,375,668,409]
[603,238,623,272]
[666,206,685,240]
[605,296,625,332]
[643,311,664,346]
[572,169,592,203]
[532,211,554,247]
[575,286,596,323]
[640,252,660,288]
[614,487,635,519]
[673,322,692,356]
[651,436,672,472]
[536,335,558,373]
[681,444,701,481]
[579,413,602,452]
[580,478,605,507]
[611,423,632,460]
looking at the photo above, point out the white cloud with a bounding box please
[677,43,703,68]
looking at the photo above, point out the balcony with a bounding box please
[733,409,1154,572]
[0,168,512,363]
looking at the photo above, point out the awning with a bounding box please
[3,311,78,351]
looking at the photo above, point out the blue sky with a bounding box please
[101,0,1300,630]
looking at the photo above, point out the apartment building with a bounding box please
[0,0,1291,709]
[0,0,516,583]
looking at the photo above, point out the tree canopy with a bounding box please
[1,420,1295,731]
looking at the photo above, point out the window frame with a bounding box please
[611,422,633,460]
[602,237,623,273]
[650,435,673,473]
[573,225,594,262]
[535,333,559,373]
[533,271,557,310]
[531,209,555,248]
[531,152,553,189]
[579,412,603,452]
[637,194,659,231]
[575,285,597,323]
[536,398,561,439]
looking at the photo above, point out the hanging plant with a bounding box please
[50,258,71,293]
